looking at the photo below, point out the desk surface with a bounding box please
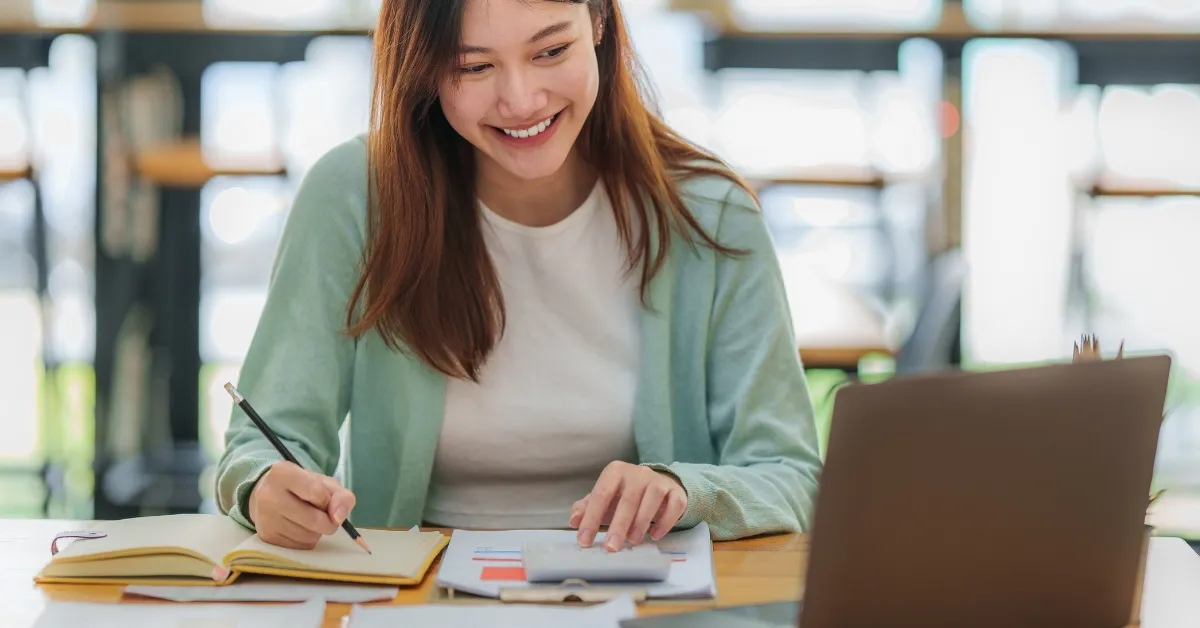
[4,519,1200,627]
[0,519,805,627]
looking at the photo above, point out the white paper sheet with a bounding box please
[434,522,716,600]
[124,579,398,603]
[346,593,637,628]
[31,598,325,628]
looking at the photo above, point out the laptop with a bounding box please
[622,355,1171,628]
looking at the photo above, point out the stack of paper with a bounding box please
[31,598,325,628]
[435,522,717,599]
[347,594,637,627]
[124,579,398,603]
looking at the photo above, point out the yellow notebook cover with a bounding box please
[34,514,449,587]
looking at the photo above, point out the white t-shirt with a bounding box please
[422,182,642,529]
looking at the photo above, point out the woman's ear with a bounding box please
[593,14,604,46]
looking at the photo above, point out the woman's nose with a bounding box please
[496,68,549,122]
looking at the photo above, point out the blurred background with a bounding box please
[1,0,1198,542]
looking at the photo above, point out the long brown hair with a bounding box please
[349,0,755,381]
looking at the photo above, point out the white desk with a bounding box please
[1140,537,1200,627]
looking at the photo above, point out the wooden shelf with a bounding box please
[0,165,31,182]
[749,167,888,191]
[133,139,284,187]
[1086,172,1200,198]
[0,2,372,34]
[1090,184,1200,198]
[89,1,210,32]
[0,17,37,33]
[671,0,1200,41]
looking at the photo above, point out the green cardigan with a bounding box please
[215,135,824,541]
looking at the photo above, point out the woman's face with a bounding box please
[438,0,600,182]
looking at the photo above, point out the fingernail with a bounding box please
[605,537,621,552]
[335,507,348,523]
[578,531,593,546]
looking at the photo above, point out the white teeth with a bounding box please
[502,114,555,138]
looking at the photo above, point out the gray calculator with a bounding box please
[520,541,672,583]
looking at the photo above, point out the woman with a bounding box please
[216,0,822,552]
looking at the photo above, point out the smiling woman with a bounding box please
[444,4,598,190]
[216,0,823,553]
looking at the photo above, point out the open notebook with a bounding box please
[34,514,448,587]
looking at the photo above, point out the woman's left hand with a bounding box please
[570,461,688,551]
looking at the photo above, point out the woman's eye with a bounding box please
[539,44,570,59]
[460,64,490,75]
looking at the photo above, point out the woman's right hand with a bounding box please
[248,461,357,549]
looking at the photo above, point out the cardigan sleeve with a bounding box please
[214,137,368,530]
[647,181,824,540]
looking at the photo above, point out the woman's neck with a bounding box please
[476,150,598,228]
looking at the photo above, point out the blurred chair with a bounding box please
[894,246,966,374]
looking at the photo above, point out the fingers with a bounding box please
[650,489,687,540]
[577,463,691,550]
[327,487,357,526]
[281,464,336,509]
[577,464,623,547]
[569,498,587,529]
[249,462,359,550]
[603,478,648,551]
[280,491,340,536]
[626,482,668,546]
[316,474,356,525]
[261,512,322,549]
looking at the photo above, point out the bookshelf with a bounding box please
[6,0,1194,524]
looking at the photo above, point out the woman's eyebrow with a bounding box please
[460,20,574,54]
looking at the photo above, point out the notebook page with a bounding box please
[230,528,444,577]
[51,514,253,566]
